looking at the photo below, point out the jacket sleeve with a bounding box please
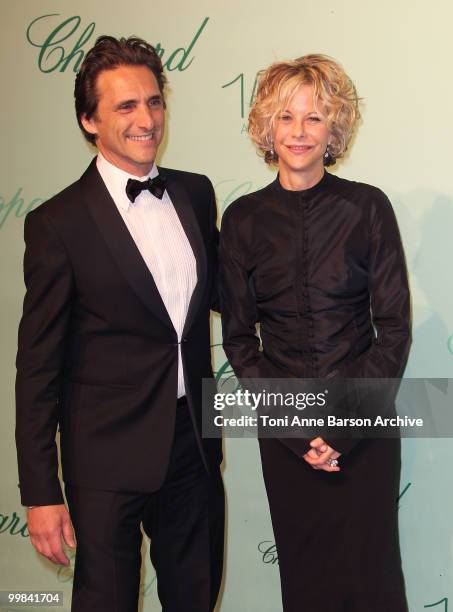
[15,209,74,506]
[206,177,220,313]
[331,191,412,456]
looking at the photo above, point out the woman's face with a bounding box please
[272,84,331,189]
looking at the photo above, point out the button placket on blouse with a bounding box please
[295,195,309,376]
[303,197,317,376]
[291,195,304,375]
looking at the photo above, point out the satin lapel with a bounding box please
[162,170,208,336]
[79,160,175,331]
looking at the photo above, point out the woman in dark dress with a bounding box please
[219,55,411,611]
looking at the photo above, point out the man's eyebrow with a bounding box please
[113,94,162,110]
[114,98,137,109]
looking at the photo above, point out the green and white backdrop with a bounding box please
[1,2,452,610]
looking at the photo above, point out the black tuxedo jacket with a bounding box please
[16,159,222,507]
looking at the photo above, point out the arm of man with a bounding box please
[16,207,76,564]
[205,177,220,313]
[27,505,75,566]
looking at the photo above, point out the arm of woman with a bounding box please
[219,205,273,379]
[324,189,412,458]
[219,204,316,459]
[344,189,412,378]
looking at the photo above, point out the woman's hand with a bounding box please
[303,437,341,472]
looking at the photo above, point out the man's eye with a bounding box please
[119,104,133,111]
[149,99,163,107]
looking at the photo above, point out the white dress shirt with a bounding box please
[96,153,197,397]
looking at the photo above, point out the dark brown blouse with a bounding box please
[219,171,411,453]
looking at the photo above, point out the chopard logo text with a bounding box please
[26,14,210,74]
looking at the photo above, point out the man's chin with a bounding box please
[127,150,158,168]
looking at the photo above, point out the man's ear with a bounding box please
[81,114,97,137]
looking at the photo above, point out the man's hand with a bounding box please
[303,437,341,472]
[27,504,76,566]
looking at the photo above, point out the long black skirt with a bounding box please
[259,437,408,612]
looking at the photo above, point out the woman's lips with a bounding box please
[286,144,313,153]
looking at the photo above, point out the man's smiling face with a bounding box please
[81,64,165,176]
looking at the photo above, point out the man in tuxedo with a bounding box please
[15,36,224,612]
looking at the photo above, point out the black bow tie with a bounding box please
[126,175,166,202]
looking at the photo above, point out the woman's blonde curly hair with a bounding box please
[248,54,360,166]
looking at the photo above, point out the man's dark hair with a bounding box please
[74,35,167,145]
